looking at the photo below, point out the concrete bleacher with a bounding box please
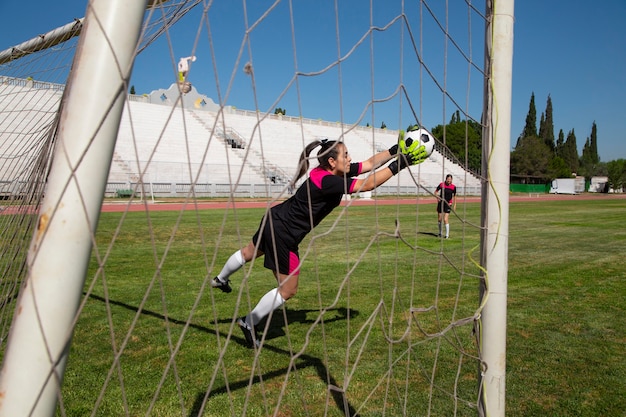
[0,80,65,198]
[214,110,481,194]
[1,79,481,198]
[114,101,267,188]
[0,79,63,180]
[110,102,480,194]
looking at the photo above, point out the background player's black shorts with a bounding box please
[252,216,300,276]
[436,201,452,214]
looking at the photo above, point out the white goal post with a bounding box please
[478,0,515,416]
[0,1,148,415]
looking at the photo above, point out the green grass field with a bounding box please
[5,197,625,416]
[504,197,625,416]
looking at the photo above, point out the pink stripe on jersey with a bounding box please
[347,162,363,193]
[310,164,361,193]
[310,167,328,188]
[288,251,300,276]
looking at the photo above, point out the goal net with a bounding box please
[0,1,512,416]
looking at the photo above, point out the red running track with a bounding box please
[99,193,625,213]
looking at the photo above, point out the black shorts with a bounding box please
[436,201,452,214]
[252,215,301,276]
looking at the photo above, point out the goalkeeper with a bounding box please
[211,133,427,348]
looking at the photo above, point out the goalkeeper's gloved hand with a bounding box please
[388,128,413,155]
[409,144,428,165]
[388,145,428,175]
[387,153,411,175]
[399,133,421,156]
[399,126,429,164]
[387,145,427,175]
[389,127,422,155]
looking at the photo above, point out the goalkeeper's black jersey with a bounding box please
[271,162,362,244]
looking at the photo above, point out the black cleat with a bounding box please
[237,318,260,348]
[211,277,232,293]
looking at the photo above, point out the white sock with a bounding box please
[438,222,442,235]
[445,223,450,237]
[246,288,285,327]
[216,250,245,282]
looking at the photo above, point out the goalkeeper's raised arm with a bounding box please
[357,142,399,173]
[352,131,428,192]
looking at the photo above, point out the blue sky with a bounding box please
[1,0,624,162]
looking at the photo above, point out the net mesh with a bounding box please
[0,1,490,415]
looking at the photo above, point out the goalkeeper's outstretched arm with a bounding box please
[354,147,426,192]
[358,128,421,173]
[358,145,398,173]
[353,165,395,192]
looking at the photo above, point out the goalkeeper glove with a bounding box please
[388,145,428,175]
[399,127,429,163]
[409,144,428,165]
[389,130,404,156]
[389,128,419,155]
[399,133,421,155]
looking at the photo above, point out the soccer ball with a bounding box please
[403,128,435,158]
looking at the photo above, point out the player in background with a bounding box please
[436,174,457,239]
[211,136,427,348]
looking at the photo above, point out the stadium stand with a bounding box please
[1,79,481,199]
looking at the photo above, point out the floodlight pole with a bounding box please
[479,1,514,417]
[0,1,147,416]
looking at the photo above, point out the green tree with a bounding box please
[450,110,461,124]
[431,117,482,173]
[589,121,599,164]
[538,112,545,143]
[380,121,387,129]
[581,137,591,167]
[606,159,626,191]
[274,107,286,116]
[547,156,572,179]
[562,129,579,174]
[130,85,136,95]
[510,136,552,181]
[538,95,555,152]
[518,92,537,147]
[555,129,565,158]
[579,122,601,178]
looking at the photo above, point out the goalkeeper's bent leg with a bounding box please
[245,288,285,327]
[216,250,245,282]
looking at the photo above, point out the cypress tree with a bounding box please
[543,95,555,152]
[555,129,565,159]
[564,129,579,174]
[518,92,537,147]
[590,121,599,163]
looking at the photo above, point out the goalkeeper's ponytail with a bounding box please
[290,139,339,187]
